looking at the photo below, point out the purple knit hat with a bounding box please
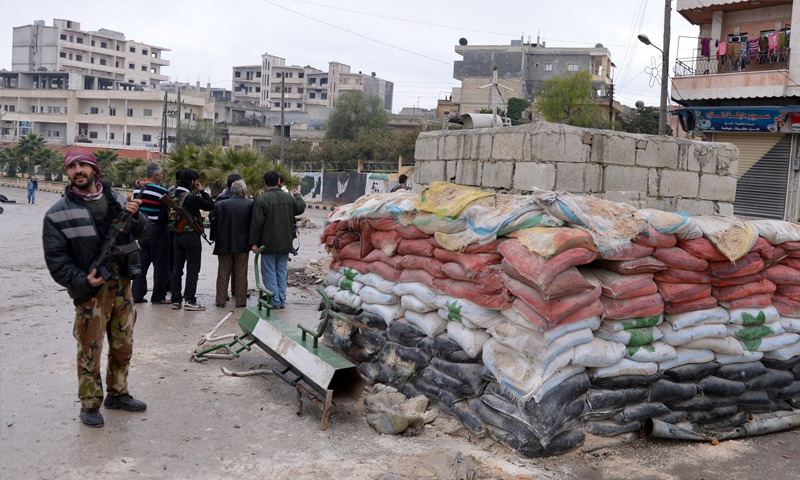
[64,149,102,177]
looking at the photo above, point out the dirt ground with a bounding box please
[1,186,798,480]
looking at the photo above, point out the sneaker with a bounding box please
[184,302,206,311]
[171,302,182,309]
[80,407,104,427]
[104,394,147,412]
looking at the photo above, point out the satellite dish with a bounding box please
[371,72,376,77]
[595,43,604,48]
[459,38,468,46]
[37,66,48,71]
[635,100,645,108]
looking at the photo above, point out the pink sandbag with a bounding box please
[397,255,448,279]
[503,261,594,301]
[503,273,602,325]
[363,249,403,268]
[498,239,596,291]
[341,259,369,274]
[677,238,728,261]
[710,273,762,287]
[553,300,604,327]
[717,294,773,310]
[618,283,659,299]
[598,242,654,261]
[392,223,430,240]
[776,284,800,301]
[360,219,375,259]
[763,246,790,268]
[762,265,800,285]
[338,242,363,261]
[398,268,438,290]
[510,298,550,331]
[365,261,402,281]
[336,218,359,232]
[751,237,775,259]
[335,230,360,248]
[657,282,712,303]
[653,247,709,272]
[594,257,667,275]
[433,278,512,310]
[463,239,506,254]
[712,279,776,302]
[434,248,503,276]
[325,235,336,248]
[654,268,711,284]
[780,241,800,251]
[323,221,338,237]
[397,239,435,257]
[329,259,341,271]
[773,295,800,317]
[600,293,665,320]
[665,296,718,314]
[441,262,503,284]
[709,252,764,278]
[371,230,402,257]
[784,258,800,270]
[583,269,655,299]
[633,226,677,248]
[367,218,397,231]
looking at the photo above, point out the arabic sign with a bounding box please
[688,107,795,133]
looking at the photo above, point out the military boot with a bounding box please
[103,394,147,412]
[80,407,104,428]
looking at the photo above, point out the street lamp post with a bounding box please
[638,0,671,135]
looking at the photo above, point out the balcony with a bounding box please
[674,49,790,77]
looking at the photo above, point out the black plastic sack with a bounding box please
[716,362,768,381]
[663,362,720,383]
[766,381,800,401]
[386,321,427,348]
[419,366,479,398]
[688,405,739,424]
[356,329,387,348]
[586,388,647,411]
[653,410,688,424]
[356,312,389,331]
[431,358,487,396]
[411,376,462,407]
[710,389,770,408]
[699,410,749,430]
[591,374,661,390]
[469,398,536,443]
[665,395,714,411]
[697,376,747,397]
[611,402,670,423]
[744,369,795,391]
[586,420,641,437]
[448,400,487,438]
[791,363,800,381]
[648,380,697,403]
[760,356,800,371]
[417,335,480,363]
[379,342,431,376]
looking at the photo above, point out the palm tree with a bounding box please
[110,158,146,188]
[17,132,47,176]
[0,146,22,177]
[37,148,65,181]
[93,149,119,184]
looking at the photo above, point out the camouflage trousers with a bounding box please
[73,275,137,409]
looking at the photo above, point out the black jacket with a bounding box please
[42,183,151,305]
[213,196,254,255]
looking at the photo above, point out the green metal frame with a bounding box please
[253,246,276,313]
[192,334,257,362]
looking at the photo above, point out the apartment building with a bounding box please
[232,65,261,104]
[12,19,169,90]
[0,71,213,153]
[448,39,614,116]
[671,0,800,222]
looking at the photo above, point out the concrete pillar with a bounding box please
[710,10,724,42]
[788,1,800,97]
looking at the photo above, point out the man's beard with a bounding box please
[70,172,95,190]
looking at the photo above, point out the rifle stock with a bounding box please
[160,193,213,245]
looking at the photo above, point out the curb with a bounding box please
[307,204,337,211]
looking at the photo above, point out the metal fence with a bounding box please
[673,49,790,77]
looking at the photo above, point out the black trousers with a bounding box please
[171,231,202,304]
[132,224,171,302]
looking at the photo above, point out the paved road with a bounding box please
[1,186,798,480]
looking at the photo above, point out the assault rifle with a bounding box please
[160,194,213,245]
[89,190,145,282]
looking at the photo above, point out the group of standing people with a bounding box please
[42,148,306,427]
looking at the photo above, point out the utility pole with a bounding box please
[176,87,182,148]
[280,74,285,165]
[608,83,614,129]
[161,90,167,154]
[660,0,671,135]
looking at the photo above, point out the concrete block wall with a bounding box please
[412,122,739,215]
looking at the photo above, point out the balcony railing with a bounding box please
[673,48,790,77]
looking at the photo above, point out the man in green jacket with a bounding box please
[249,170,306,309]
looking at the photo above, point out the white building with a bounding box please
[12,18,170,90]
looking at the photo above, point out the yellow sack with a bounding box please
[508,226,597,258]
[692,216,758,262]
[415,182,493,218]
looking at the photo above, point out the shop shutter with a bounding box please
[714,134,790,220]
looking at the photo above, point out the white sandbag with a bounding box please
[500,306,546,334]
[404,311,447,338]
[338,276,364,293]
[744,332,800,352]
[624,341,678,362]
[595,325,664,346]
[447,320,492,357]
[323,285,339,299]
[358,285,399,306]
[762,340,800,361]
[778,316,800,333]
[590,358,658,379]
[361,302,405,327]
[543,316,602,344]
[728,306,780,325]
[715,351,764,365]
[334,289,362,309]
[665,307,729,331]
[749,219,800,244]
[356,272,398,294]
[438,309,487,329]
[400,294,436,313]
[434,294,501,326]
[658,323,728,346]
[605,314,663,332]
[532,365,587,403]
[658,347,715,371]
[727,322,785,340]
[488,322,593,370]
[391,281,439,306]
[571,337,626,367]
[325,270,343,287]
[682,336,745,356]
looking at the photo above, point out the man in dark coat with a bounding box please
[213,180,253,308]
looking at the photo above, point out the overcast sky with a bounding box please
[0,0,700,113]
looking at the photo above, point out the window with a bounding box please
[116,45,120,51]
[141,65,147,71]
[729,33,748,43]
[274,102,280,108]
[321,93,328,99]
[76,38,83,44]
[255,87,260,92]
[310,92,316,99]
[60,34,67,40]
[91,41,95,46]
[127,108,133,117]
[115,61,119,68]
[567,63,579,71]
[129,63,135,69]
[256,71,261,77]
[151,52,158,58]
[47,130,52,137]
[320,78,328,85]
[342,78,349,84]
[100,59,106,66]
[184,113,191,120]
[76,55,83,62]
[286,87,292,93]
[69,53,73,60]
[142,49,148,56]
[298,87,304,93]
[90,107,99,114]
[130,47,136,53]
[545,63,553,71]
[89,132,98,139]
[53,131,60,137]
[297,103,302,108]
[101,42,107,48]
[60,52,67,58]
[142,134,152,142]
[31,106,37,113]
[91,58,95,64]
[109,133,115,140]
[309,78,317,84]
[109,107,116,116]
[151,68,156,74]
[144,109,153,117]
[235,71,241,78]
[299,72,304,78]
[274,86,281,92]
[7,105,15,112]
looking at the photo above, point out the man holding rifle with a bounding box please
[42,149,151,428]
[166,168,214,311]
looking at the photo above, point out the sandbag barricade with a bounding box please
[318,184,800,457]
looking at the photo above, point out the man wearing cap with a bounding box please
[42,149,151,428]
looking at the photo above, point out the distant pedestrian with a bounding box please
[27,175,38,203]
[210,173,243,297]
[213,180,253,308]
[249,170,306,309]
[390,174,411,192]
[132,162,171,304]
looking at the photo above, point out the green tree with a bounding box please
[177,120,220,148]
[0,146,22,178]
[110,158,146,187]
[17,132,46,175]
[37,148,65,181]
[325,91,389,141]
[619,105,671,135]
[507,97,532,126]
[535,71,608,129]
[93,149,119,184]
